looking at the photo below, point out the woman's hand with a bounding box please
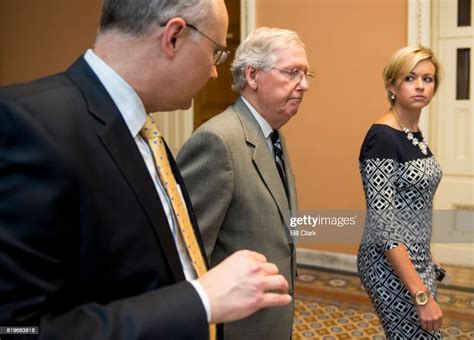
[416,296,442,332]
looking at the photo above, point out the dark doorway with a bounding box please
[193,0,241,128]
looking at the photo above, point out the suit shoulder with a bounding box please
[179,108,243,161]
[0,73,86,130]
[0,73,72,102]
[193,106,243,139]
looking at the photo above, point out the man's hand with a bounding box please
[198,250,292,324]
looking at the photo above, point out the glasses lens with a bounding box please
[288,69,305,81]
[214,51,222,64]
[215,50,228,65]
[293,70,314,82]
[292,70,301,80]
[305,72,315,81]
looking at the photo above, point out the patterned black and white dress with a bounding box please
[357,124,442,339]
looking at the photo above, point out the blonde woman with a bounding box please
[357,46,443,339]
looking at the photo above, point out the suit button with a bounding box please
[289,288,294,295]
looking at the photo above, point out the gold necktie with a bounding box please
[140,115,215,339]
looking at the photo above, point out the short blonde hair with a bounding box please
[383,45,442,105]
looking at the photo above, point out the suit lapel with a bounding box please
[233,98,291,228]
[66,57,185,281]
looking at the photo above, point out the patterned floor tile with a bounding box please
[293,266,474,339]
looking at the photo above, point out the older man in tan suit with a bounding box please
[177,27,312,340]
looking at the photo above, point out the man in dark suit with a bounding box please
[177,27,312,339]
[0,1,291,339]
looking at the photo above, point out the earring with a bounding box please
[390,93,396,100]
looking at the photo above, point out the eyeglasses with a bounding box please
[272,68,315,82]
[186,24,230,65]
[160,21,230,65]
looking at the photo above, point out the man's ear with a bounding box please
[245,65,258,90]
[160,17,187,59]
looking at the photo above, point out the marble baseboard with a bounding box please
[296,248,357,273]
[296,248,474,290]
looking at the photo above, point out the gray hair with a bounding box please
[99,0,216,36]
[231,27,305,92]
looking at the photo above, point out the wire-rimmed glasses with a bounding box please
[272,67,315,82]
[186,24,230,65]
[159,21,230,65]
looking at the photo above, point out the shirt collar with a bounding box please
[84,49,146,137]
[240,96,273,140]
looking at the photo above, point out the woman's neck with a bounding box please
[390,106,421,131]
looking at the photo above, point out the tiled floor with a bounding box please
[293,266,474,339]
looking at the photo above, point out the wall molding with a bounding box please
[407,0,432,139]
[152,108,193,156]
[241,0,256,39]
[407,0,432,46]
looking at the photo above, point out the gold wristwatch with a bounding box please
[413,290,429,306]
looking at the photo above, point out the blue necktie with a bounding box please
[271,130,289,197]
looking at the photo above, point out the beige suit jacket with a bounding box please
[177,98,298,340]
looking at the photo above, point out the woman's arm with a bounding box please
[385,245,442,332]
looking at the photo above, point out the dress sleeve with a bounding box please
[359,129,406,251]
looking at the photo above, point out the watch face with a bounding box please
[415,291,429,305]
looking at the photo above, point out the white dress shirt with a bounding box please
[83,49,211,322]
[241,96,275,153]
